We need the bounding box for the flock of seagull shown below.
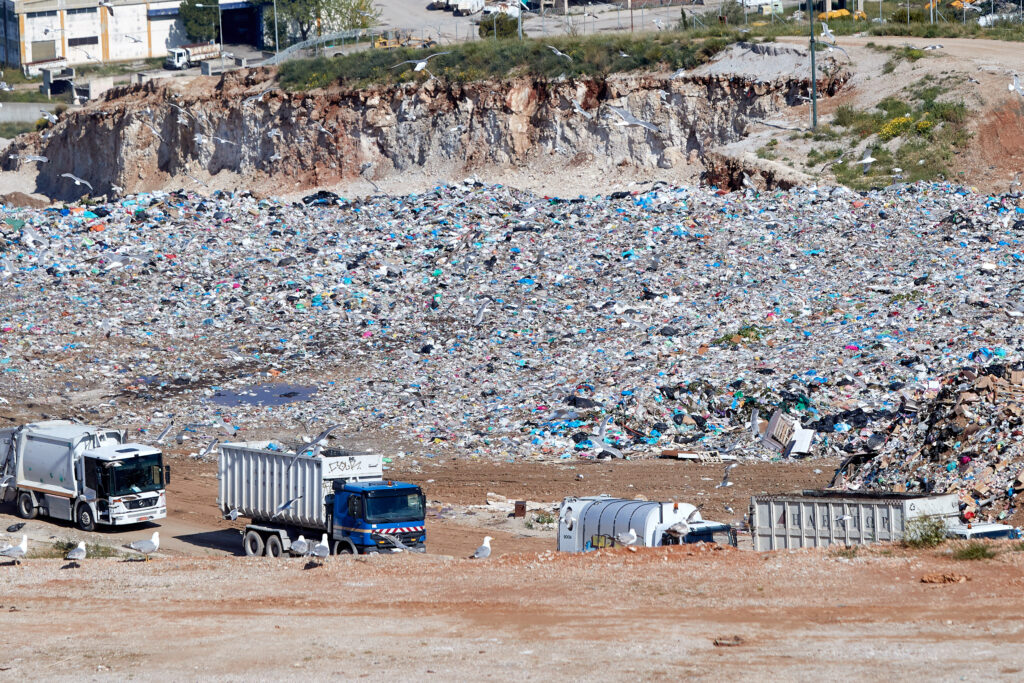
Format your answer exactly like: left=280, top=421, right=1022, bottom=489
left=0, top=529, right=159, bottom=566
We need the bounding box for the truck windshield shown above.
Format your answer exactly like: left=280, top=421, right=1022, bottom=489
left=364, top=491, right=425, bottom=523
left=108, top=454, right=164, bottom=497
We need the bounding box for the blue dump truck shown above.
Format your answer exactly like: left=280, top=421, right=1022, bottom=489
left=217, top=441, right=425, bottom=556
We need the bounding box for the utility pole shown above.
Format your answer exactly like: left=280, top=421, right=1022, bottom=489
left=809, top=2, right=817, bottom=130
left=273, top=0, right=279, bottom=56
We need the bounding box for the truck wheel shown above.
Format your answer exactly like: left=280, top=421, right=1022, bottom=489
left=265, top=535, right=283, bottom=558
left=334, top=540, right=355, bottom=555
left=16, top=491, right=37, bottom=519
left=76, top=504, right=95, bottom=532
left=243, top=530, right=264, bottom=556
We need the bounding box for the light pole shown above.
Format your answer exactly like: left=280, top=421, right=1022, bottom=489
left=196, top=3, right=224, bottom=69
left=809, top=3, right=817, bottom=130
left=273, top=0, right=279, bottom=56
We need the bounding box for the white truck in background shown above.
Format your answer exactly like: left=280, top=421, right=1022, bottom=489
left=0, top=421, right=168, bottom=531
left=452, top=0, right=484, bottom=15
left=164, top=42, right=222, bottom=69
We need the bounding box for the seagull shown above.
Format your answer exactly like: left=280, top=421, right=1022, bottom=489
left=9, top=154, right=47, bottom=163
left=311, top=534, right=330, bottom=563
left=360, top=161, right=383, bottom=194
left=820, top=21, right=836, bottom=43
left=184, top=172, right=208, bottom=187
left=289, top=423, right=345, bottom=467
left=858, top=150, right=876, bottom=174
left=1011, top=172, right=1022, bottom=194
left=546, top=45, right=572, bottom=61
left=154, top=422, right=174, bottom=444
left=379, top=532, right=425, bottom=553
left=213, top=416, right=235, bottom=437
left=110, top=183, right=124, bottom=194
left=224, top=507, right=240, bottom=521
left=267, top=127, right=282, bottom=139
left=1010, top=73, right=1023, bottom=97
left=470, top=536, right=492, bottom=559
left=310, top=120, right=331, bottom=134
left=61, top=173, right=93, bottom=192
left=128, top=532, right=159, bottom=561
left=40, top=110, right=58, bottom=124
left=923, top=44, right=943, bottom=50
left=716, top=463, right=737, bottom=488
left=272, top=496, right=303, bottom=519
left=125, top=34, right=143, bottom=43
left=99, top=0, right=114, bottom=15
left=0, top=535, right=27, bottom=564
left=212, top=135, right=237, bottom=146
left=143, top=122, right=164, bottom=141
left=389, top=51, right=451, bottom=74
left=473, top=298, right=490, bottom=326
left=827, top=44, right=851, bottom=60
left=65, top=541, right=86, bottom=567
left=291, top=534, right=309, bottom=555
left=197, top=437, right=219, bottom=458
left=606, top=105, right=659, bottom=133
left=618, top=50, right=630, bottom=58
left=571, top=98, right=593, bottom=120
left=615, top=528, right=638, bottom=546
left=0, top=257, right=14, bottom=279
left=0, top=81, right=12, bottom=91
left=269, top=153, right=282, bottom=162
left=243, top=86, right=275, bottom=105
left=742, top=172, right=757, bottom=191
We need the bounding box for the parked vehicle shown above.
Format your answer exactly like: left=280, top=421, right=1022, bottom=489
left=452, top=0, right=484, bottom=15
left=558, top=495, right=734, bottom=552
left=0, top=421, right=168, bottom=531
left=749, top=490, right=960, bottom=550
left=164, top=42, right=221, bottom=70
left=218, top=440, right=426, bottom=556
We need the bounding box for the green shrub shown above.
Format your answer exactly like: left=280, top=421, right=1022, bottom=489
left=952, top=542, right=997, bottom=561
left=902, top=515, right=946, bottom=548
left=479, top=13, right=519, bottom=40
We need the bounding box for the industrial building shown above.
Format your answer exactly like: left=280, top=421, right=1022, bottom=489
left=0, top=0, right=265, bottom=69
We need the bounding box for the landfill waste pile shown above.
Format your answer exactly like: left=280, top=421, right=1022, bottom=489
left=844, top=364, right=1024, bottom=522
left=1, top=180, right=1024, bottom=470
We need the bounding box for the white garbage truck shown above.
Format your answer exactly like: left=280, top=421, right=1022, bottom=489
left=0, top=421, right=168, bottom=531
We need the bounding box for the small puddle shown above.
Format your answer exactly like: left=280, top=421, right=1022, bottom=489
left=210, top=383, right=317, bottom=407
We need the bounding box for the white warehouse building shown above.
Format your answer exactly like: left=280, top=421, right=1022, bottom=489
left=0, top=0, right=265, bottom=69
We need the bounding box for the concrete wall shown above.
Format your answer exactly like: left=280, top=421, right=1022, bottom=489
left=0, top=100, right=57, bottom=122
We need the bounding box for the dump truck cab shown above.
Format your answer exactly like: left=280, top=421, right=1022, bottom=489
left=331, top=480, right=426, bottom=553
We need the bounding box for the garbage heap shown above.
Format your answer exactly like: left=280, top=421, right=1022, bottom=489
left=847, top=364, right=1024, bottom=522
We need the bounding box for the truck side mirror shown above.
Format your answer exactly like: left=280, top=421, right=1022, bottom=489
left=164, top=465, right=171, bottom=484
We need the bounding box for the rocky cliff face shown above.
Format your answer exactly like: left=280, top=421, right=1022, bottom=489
left=3, top=66, right=844, bottom=200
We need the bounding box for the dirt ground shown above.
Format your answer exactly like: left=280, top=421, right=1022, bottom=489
left=2, top=454, right=1022, bottom=679
left=2, top=539, right=1023, bottom=679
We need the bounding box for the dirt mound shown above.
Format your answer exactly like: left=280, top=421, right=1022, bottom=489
left=0, top=191, right=49, bottom=208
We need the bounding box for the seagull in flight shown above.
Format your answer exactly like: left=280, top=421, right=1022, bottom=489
left=99, top=0, right=114, bottom=15
left=606, top=105, right=660, bottom=133
left=61, top=173, right=93, bottom=192
left=125, top=34, right=143, bottom=43
left=154, top=421, right=174, bottom=444
left=378, top=532, right=425, bottom=553
left=820, top=21, right=836, bottom=43
left=243, top=86, right=275, bottom=106
left=615, top=528, right=638, bottom=546
left=143, top=122, right=164, bottom=141
left=272, top=496, right=303, bottom=519
left=9, top=154, right=47, bottom=163
left=213, top=135, right=236, bottom=145
left=858, top=149, right=877, bottom=174
left=390, top=51, right=451, bottom=74
left=571, top=98, right=593, bottom=120
left=40, top=110, right=58, bottom=124
left=184, top=172, right=208, bottom=187
left=716, top=463, right=738, bottom=488
left=547, top=45, right=572, bottom=61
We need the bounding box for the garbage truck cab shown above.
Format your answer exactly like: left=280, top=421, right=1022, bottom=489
left=331, top=480, right=426, bottom=553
